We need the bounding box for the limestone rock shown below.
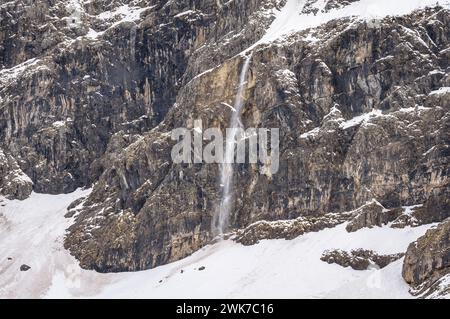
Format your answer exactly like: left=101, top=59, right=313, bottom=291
left=302, top=0, right=359, bottom=15
left=64, top=6, right=450, bottom=272
left=345, top=200, right=396, bottom=232
left=402, top=219, right=450, bottom=298
left=1, top=1, right=449, bottom=273
left=0, top=149, right=33, bottom=200
left=2, top=0, right=279, bottom=195
left=235, top=212, right=353, bottom=245
left=321, top=249, right=404, bottom=270
left=419, top=273, right=450, bottom=299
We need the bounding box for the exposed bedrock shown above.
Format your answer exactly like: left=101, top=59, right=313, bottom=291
left=403, top=219, right=450, bottom=298
left=1, top=1, right=449, bottom=274
left=0, top=0, right=281, bottom=195
left=321, top=249, right=404, bottom=270
left=64, top=7, right=450, bottom=272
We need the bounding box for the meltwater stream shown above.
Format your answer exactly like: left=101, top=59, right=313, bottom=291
left=213, top=54, right=252, bottom=237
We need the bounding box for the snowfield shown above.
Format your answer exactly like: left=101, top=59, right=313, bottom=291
left=0, top=191, right=436, bottom=299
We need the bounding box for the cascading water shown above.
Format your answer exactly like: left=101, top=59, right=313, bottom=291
left=213, top=54, right=252, bottom=237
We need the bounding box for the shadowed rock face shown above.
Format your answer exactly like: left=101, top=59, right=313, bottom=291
left=403, top=219, right=450, bottom=298
left=1, top=1, right=450, bottom=273
left=0, top=0, right=281, bottom=195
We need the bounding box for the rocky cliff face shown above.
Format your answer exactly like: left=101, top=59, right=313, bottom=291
left=403, top=218, right=450, bottom=298
left=1, top=0, right=449, bottom=288
left=0, top=148, right=32, bottom=199
left=1, top=0, right=281, bottom=195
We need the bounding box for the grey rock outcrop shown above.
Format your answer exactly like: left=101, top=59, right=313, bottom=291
left=0, top=149, right=33, bottom=200
left=345, top=200, right=396, bottom=232
left=346, top=196, right=450, bottom=231
left=302, top=0, right=359, bottom=15
left=402, top=219, right=450, bottom=298
left=1, top=0, right=282, bottom=196
left=235, top=212, right=353, bottom=245
left=419, top=273, right=450, bottom=299
left=321, top=249, right=404, bottom=270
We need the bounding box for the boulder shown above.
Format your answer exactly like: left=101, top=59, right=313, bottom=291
left=20, top=264, right=31, bottom=271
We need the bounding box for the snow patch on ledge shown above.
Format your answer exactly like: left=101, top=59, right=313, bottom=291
left=0, top=58, right=46, bottom=87
left=85, top=4, right=156, bottom=40
left=340, top=109, right=383, bottom=129
left=300, top=127, right=321, bottom=139
left=429, top=87, right=450, bottom=95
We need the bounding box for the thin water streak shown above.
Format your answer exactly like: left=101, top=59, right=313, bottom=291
left=212, top=54, right=253, bottom=237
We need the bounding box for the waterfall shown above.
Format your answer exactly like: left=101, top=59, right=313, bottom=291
left=213, top=54, right=252, bottom=237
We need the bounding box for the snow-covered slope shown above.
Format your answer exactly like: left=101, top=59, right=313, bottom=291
left=0, top=191, right=437, bottom=298
left=0, top=190, right=91, bottom=298
left=261, top=0, right=450, bottom=43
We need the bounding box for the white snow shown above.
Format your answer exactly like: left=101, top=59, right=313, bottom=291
left=9, top=171, right=33, bottom=185
left=174, top=10, right=196, bottom=18
left=65, top=0, right=84, bottom=28
left=429, top=87, right=450, bottom=95
left=0, top=190, right=91, bottom=298
left=0, top=58, right=47, bottom=87
left=300, top=127, right=320, bottom=139
left=260, top=0, right=450, bottom=44
left=0, top=1, right=17, bottom=9
left=85, top=28, right=103, bottom=40
left=422, top=274, right=450, bottom=299
left=52, top=121, right=66, bottom=128
left=0, top=191, right=437, bottom=298
left=403, top=205, right=422, bottom=217
left=106, top=5, right=148, bottom=23
left=84, top=4, right=155, bottom=39
left=221, top=102, right=237, bottom=112
left=0, top=151, right=33, bottom=187
left=395, top=105, right=431, bottom=113
left=340, top=109, right=383, bottom=129
left=428, top=70, right=445, bottom=76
